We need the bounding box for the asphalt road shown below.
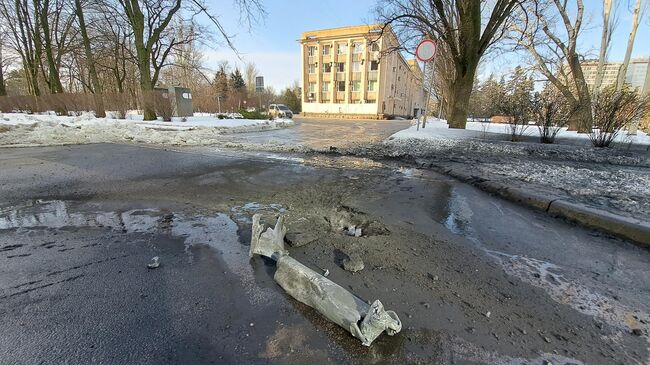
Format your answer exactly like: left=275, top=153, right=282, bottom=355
left=0, top=144, right=648, bottom=364
left=222, top=117, right=412, bottom=148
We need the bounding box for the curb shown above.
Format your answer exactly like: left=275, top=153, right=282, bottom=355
left=419, top=161, right=650, bottom=247
left=547, top=200, right=650, bottom=246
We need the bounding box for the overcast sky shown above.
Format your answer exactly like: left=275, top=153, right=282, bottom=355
left=201, top=0, right=650, bottom=91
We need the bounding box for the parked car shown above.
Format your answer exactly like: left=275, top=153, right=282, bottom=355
left=268, top=104, right=293, bottom=119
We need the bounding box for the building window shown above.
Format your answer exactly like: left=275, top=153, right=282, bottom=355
left=308, top=46, right=317, bottom=57
left=371, top=43, right=380, bottom=52
left=352, top=61, right=361, bottom=72
left=337, top=62, right=345, bottom=73
left=368, top=80, right=377, bottom=91
left=308, top=64, right=317, bottom=74
left=337, top=44, right=348, bottom=55
left=322, top=82, right=330, bottom=93
left=353, top=42, right=364, bottom=54
left=308, top=82, right=316, bottom=93
left=351, top=80, right=361, bottom=92
left=370, top=60, right=379, bottom=71
left=322, top=45, right=331, bottom=56
left=323, top=63, right=332, bottom=73
left=337, top=81, right=346, bottom=91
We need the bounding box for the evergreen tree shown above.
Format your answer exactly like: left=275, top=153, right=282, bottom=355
left=230, top=68, right=246, bottom=91
left=501, top=66, right=534, bottom=121
left=280, top=87, right=301, bottom=112
left=213, top=63, right=229, bottom=99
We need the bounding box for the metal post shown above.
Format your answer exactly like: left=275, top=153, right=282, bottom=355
left=422, top=58, right=436, bottom=128
left=417, top=62, right=426, bottom=131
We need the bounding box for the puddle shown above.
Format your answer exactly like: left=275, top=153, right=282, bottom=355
left=0, top=199, right=280, bottom=303
left=257, top=153, right=305, bottom=163
left=230, top=202, right=286, bottom=225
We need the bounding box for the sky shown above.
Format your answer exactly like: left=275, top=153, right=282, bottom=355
left=201, top=0, right=650, bottom=91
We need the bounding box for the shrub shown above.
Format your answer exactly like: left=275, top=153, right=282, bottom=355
left=239, top=109, right=266, bottom=120
left=532, top=89, right=573, bottom=144
left=104, top=93, right=129, bottom=119
left=590, top=86, right=647, bottom=148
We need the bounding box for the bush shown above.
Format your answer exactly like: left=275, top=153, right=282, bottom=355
left=532, top=89, right=573, bottom=144
left=590, top=86, right=647, bottom=148
left=238, top=109, right=266, bottom=119
left=105, top=93, right=129, bottom=119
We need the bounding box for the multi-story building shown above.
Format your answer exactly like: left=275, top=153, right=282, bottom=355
left=299, top=24, right=425, bottom=119
left=581, top=57, right=649, bottom=90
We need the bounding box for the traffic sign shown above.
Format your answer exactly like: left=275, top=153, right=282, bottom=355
left=416, top=39, right=437, bottom=62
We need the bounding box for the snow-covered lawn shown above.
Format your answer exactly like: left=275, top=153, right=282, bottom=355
left=393, top=118, right=650, bottom=146
left=0, top=112, right=294, bottom=147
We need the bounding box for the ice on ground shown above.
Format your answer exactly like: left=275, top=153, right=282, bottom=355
left=0, top=112, right=294, bottom=147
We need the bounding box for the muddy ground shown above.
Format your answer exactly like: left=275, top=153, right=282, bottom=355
left=0, top=144, right=648, bottom=365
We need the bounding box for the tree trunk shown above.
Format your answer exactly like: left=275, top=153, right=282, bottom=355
left=0, top=43, right=6, bottom=96
left=567, top=56, right=592, bottom=132
left=594, top=0, right=613, bottom=91
left=137, top=49, right=156, bottom=121
left=616, top=0, right=641, bottom=91
left=38, top=0, right=64, bottom=94
left=447, top=69, right=476, bottom=129
left=75, top=0, right=105, bottom=117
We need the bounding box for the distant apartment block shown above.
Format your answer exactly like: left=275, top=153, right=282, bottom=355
left=582, top=57, right=649, bottom=90
left=299, top=24, right=425, bottom=119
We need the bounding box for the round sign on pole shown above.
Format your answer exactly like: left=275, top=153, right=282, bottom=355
left=416, top=39, right=437, bottom=62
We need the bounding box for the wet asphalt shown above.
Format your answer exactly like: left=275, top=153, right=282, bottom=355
left=222, top=117, right=412, bottom=148
left=0, top=143, right=648, bottom=365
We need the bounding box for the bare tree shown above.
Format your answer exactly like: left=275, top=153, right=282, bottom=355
left=244, top=61, right=259, bottom=95
left=37, top=0, right=76, bottom=94
left=615, top=0, right=644, bottom=91
left=0, top=0, right=42, bottom=96
left=594, top=0, right=614, bottom=91
left=0, top=29, right=9, bottom=96
left=514, top=0, right=592, bottom=132
left=377, top=0, right=523, bottom=129
left=74, top=0, right=105, bottom=117
left=118, top=0, right=183, bottom=120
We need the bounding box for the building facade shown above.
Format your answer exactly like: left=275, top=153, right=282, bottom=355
left=299, top=24, right=424, bottom=119
left=581, top=57, right=649, bottom=91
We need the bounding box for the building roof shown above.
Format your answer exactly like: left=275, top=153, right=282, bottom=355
left=299, top=24, right=391, bottom=42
